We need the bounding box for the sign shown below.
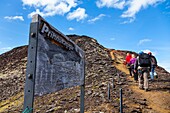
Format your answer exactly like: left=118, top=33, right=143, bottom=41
left=23, top=14, right=85, bottom=113
left=35, top=18, right=85, bottom=96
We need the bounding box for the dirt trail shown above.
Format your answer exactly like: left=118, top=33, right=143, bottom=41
left=110, top=50, right=170, bottom=113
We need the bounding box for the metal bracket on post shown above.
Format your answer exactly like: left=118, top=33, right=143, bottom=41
left=23, top=22, right=38, bottom=113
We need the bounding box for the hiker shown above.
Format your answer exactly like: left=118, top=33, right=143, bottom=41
left=125, top=52, right=132, bottom=76
left=129, top=54, right=138, bottom=82
left=134, top=51, right=152, bottom=91
left=148, top=52, right=157, bottom=80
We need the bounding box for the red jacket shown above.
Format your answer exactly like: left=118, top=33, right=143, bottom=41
left=126, top=55, right=132, bottom=63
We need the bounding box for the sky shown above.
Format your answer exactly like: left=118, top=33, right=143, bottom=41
left=0, top=0, right=170, bottom=72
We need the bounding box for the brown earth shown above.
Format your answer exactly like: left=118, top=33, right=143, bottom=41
left=0, top=35, right=170, bottom=113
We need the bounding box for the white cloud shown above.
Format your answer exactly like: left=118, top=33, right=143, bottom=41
left=121, top=0, right=164, bottom=19
left=88, top=14, right=106, bottom=23
left=67, top=7, right=88, bottom=21
left=0, top=47, right=12, bottom=54
left=143, top=49, right=151, bottom=54
left=4, top=16, right=24, bottom=21
left=142, top=49, right=157, bottom=56
left=68, top=27, right=74, bottom=31
left=120, top=17, right=135, bottom=24
left=96, top=0, right=165, bottom=23
left=22, top=0, right=78, bottom=18
left=138, top=39, right=152, bottom=45
left=96, top=0, right=126, bottom=9
left=28, top=9, right=45, bottom=18
left=110, top=38, right=115, bottom=41
left=158, top=61, right=170, bottom=73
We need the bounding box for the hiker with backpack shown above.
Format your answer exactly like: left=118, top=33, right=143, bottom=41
left=125, top=52, right=132, bottom=76
left=129, top=54, right=138, bottom=82
left=134, top=51, right=152, bottom=91
left=148, top=52, right=157, bottom=81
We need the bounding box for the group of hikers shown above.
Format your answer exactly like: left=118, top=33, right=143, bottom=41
left=124, top=51, right=157, bottom=91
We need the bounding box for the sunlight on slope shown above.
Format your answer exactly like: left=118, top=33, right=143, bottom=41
left=0, top=92, right=23, bottom=112
left=130, top=85, right=170, bottom=113
left=111, top=50, right=170, bottom=113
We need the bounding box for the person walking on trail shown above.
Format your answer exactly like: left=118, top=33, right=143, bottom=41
left=134, top=51, right=152, bottom=91
left=129, top=54, right=138, bottom=82
left=148, top=52, right=157, bottom=81
left=125, top=52, right=132, bottom=76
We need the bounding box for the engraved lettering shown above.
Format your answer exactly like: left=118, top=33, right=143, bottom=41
left=40, top=23, right=74, bottom=50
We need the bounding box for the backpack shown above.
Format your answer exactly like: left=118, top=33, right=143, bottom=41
left=150, top=56, right=157, bottom=66
left=138, top=53, right=151, bottom=67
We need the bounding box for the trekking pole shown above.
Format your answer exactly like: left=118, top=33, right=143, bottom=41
left=120, top=88, right=123, bottom=113
left=108, top=83, right=110, bottom=100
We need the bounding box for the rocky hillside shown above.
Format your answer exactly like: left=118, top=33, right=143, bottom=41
left=0, top=35, right=170, bottom=113
left=0, top=46, right=27, bottom=101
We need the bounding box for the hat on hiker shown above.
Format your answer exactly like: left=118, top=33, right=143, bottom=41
left=138, top=51, right=143, bottom=55
left=148, top=52, right=152, bottom=55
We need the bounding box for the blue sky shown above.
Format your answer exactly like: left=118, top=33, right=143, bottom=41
left=0, top=0, right=170, bottom=72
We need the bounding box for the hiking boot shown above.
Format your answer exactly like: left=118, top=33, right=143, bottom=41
left=139, top=87, right=144, bottom=90
left=145, top=89, right=149, bottom=92
left=149, top=79, right=154, bottom=82
left=155, top=75, right=158, bottom=79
